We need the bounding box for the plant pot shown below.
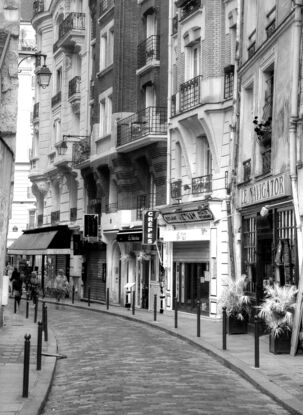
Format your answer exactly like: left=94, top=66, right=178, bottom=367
left=269, top=331, right=291, bottom=354
left=228, top=316, right=248, bottom=334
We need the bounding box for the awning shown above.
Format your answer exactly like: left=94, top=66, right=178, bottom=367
left=7, top=225, right=71, bottom=255
left=117, top=228, right=142, bottom=242
left=159, top=201, right=213, bottom=224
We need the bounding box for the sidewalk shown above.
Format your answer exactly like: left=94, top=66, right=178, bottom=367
left=1, top=297, right=303, bottom=415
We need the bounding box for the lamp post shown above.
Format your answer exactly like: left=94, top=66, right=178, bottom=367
left=18, top=52, right=52, bottom=88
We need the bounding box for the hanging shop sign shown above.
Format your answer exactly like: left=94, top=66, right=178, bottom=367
left=143, top=210, right=157, bottom=245
left=117, top=230, right=142, bottom=242
left=161, top=205, right=213, bottom=224
left=239, top=173, right=291, bottom=207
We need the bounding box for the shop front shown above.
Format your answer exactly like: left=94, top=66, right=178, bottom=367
left=239, top=173, right=297, bottom=305
left=83, top=242, right=107, bottom=302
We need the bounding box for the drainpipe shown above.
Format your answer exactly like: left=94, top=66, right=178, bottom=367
left=289, top=0, right=303, bottom=356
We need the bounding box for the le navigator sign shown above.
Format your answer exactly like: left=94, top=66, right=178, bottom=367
left=239, top=173, right=291, bottom=207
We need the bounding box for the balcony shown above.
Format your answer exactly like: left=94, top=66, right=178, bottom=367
left=192, top=174, right=212, bottom=194
left=53, top=12, right=85, bottom=53
left=33, top=102, right=39, bottom=120
left=72, top=136, right=91, bottom=168
left=171, top=180, right=182, bottom=199
left=70, top=207, right=77, bottom=222
left=117, top=107, right=167, bottom=151
left=68, top=76, right=81, bottom=115
left=137, top=35, right=160, bottom=70
left=179, top=0, right=201, bottom=21
left=51, top=91, right=61, bottom=108
left=51, top=210, right=60, bottom=225
left=180, top=75, right=202, bottom=112
left=33, top=0, right=44, bottom=16
left=100, top=0, right=115, bottom=16
left=262, top=149, right=271, bottom=175
left=37, top=214, right=43, bottom=227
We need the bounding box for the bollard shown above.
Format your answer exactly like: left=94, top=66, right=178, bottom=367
left=72, top=285, right=75, bottom=304
left=174, top=297, right=178, bottom=329
left=254, top=315, right=260, bottom=368
left=14, top=296, right=17, bottom=314
left=34, top=299, right=38, bottom=323
left=132, top=291, right=135, bottom=315
left=26, top=294, right=29, bottom=319
left=37, top=322, right=42, bottom=371
left=222, top=306, right=227, bottom=350
left=153, top=294, right=157, bottom=321
left=22, top=334, right=31, bottom=397
left=196, top=300, right=201, bottom=337
left=88, top=286, right=91, bottom=307
left=43, top=303, right=48, bottom=342
left=106, top=288, right=109, bottom=310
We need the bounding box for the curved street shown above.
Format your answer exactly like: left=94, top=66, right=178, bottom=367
left=41, top=305, right=290, bottom=415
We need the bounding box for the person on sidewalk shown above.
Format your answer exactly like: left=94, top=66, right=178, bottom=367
left=10, top=268, right=23, bottom=309
left=29, top=271, right=40, bottom=306
left=54, top=269, right=69, bottom=304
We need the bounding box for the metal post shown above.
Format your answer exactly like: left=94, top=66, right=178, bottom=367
left=174, top=297, right=178, bottom=329
left=197, top=300, right=201, bottom=337
left=132, top=291, right=135, bottom=315
left=254, top=315, right=260, bottom=368
left=154, top=294, right=157, bottom=321
left=37, top=322, right=42, bottom=371
left=14, top=296, right=17, bottom=314
left=72, top=285, right=75, bottom=304
left=43, top=303, right=48, bottom=342
left=22, top=334, right=31, bottom=397
left=34, top=298, right=38, bottom=323
left=26, top=294, right=29, bottom=319
left=88, top=286, right=91, bottom=307
left=222, top=306, right=227, bottom=350
left=106, top=287, right=109, bottom=310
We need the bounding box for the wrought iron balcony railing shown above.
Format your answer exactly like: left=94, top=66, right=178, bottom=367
left=51, top=91, right=61, bottom=108
left=180, top=0, right=201, bottom=21
left=171, top=180, right=182, bottom=199
left=33, top=0, right=44, bottom=16
left=58, top=12, right=85, bottom=40
left=68, top=76, right=81, bottom=98
left=137, top=35, right=160, bottom=69
left=262, top=149, right=271, bottom=175
left=51, top=210, right=60, bottom=225
left=192, top=174, right=212, bottom=194
left=180, top=75, right=202, bottom=112
left=70, top=207, right=77, bottom=222
left=117, top=106, right=167, bottom=147
left=37, top=214, right=43, bottom=227
left=72, top=136, right=91, bottom=168
left=100, top=0, right=115, bottom=16
left=243, top=159, right=251, bottom=182
left=33, top=102, right=39, bottom=119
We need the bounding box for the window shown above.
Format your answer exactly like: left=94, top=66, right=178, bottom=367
left=224, top=65, right=234, bottom=99
left=146, top=11, right=157, bottom=38
left=144, top=84, right=156, bottom=108
left=175, top=142, right=182, bottom=180
left=240, top=82, right=254, bottom=179
left=99, top=24, right=114, bottom=71
left=52, top=119, right=61, bottom=148
left=185, top=42, right=200, bottom=81
left=192, top=136, right=212, bottom=194
left=56, top=67, right=62, bottom=93
left=99, top=94, right=112, bottom=137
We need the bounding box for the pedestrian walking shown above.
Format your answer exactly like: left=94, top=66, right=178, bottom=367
left=54, top=269, right=69, bottom=303
left=10, top=268, right=23, bottom=309
left=29, top=271, right=40, bottom=305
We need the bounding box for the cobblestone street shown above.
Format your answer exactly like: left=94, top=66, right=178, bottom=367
left=41, top=305, right=290, bottom=415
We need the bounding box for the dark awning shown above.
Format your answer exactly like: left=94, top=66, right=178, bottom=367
left=8, top=225, right=71, bottom=255
left=117, top=228, right=142, bottom=242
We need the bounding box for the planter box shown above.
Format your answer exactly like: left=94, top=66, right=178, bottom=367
left=228, top=316, right=248, bottom=334
left=269, top=331, right=291, bottom=354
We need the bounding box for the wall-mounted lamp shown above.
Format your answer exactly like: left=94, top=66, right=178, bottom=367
left=57, top=134, right=90, bottom=156
left=19, top=52, right=52, bottom=88
left=183, top=184, right=191, bottom=190
left=260, top=206, right=269, bottom=217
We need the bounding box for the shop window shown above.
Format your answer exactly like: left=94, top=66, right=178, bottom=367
left=242, top=216, right=257, bottom=291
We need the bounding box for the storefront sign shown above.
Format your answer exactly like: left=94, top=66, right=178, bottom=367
left=162, top=207, right=213, bottom=224
left=143, top=210, right=157, bottom=245
left=239, top=173, right=291, bottom=207
left=117, top=232, right=142, bottom=242
left=161, top=226, right=210, bottom=242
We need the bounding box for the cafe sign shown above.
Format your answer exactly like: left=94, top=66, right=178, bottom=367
left=240, top=173, right=291, bottom=207
left=162, top=205, right=213, bottom=224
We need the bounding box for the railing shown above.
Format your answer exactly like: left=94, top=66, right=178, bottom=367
left=70, top=207, right=77, bottom=222
left=171, top=94, right=176, bottom=117
left=33, top=103, right=39, bottom=119
left=51, top=210, right=60, bottom=225
left=266, top=19, right=276, bottom=39
left=180, top=0, right=201, bottom=21
left=117, top=107, right=167, bottom=147
left=33, top=0, right=44, bottom=16
left=172, top=15, right=178, bottom=35
left=103, top=192, right=164, bottom=215
left=243, top=159, right=251, bottom=182
left=262, top=149, right=271, bottom=175
left=51, top=91, right=61, bottom=107
left=137, top=35, right=160, bottom=69
left=58, top=12, right=85, bottom=40
left=100, top=0, right=115, bottom=16
left=68, top=76, right=81, bottom=98
left=171, top=180, right=182, bottom=199
left=192, top=174, right=212, bottom=194
left=37, top=214, right=43, bottom=227
left=247, top=42, right=256, bottom=59
left=72, top=136, right=91, bottom=168
left=180, top=75, right=202, bottom=112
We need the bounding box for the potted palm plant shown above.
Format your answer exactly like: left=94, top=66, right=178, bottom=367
left=219, top=275, right=251, bottom=334
left=258, top=284, right=297, bottom=354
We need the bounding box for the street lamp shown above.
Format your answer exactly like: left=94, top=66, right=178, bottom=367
left=18, top=52, right=52, bottom=88
left=57, top=135, right=90, bottom=156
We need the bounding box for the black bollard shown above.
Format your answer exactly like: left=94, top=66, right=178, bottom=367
left=37, top=321, right=42, bottom=371
left=196, top=300, right=201, bottom=337
left=88, top=286, right=91, bottom=307
left=132, top=291, right=135, bottom=315
left=43, top=304, right=48, bottom=342
left=14, top=297, right=17, bottom=314
left=222, top=306, right=227, bottom=350
left=254, top=315, right=260, bottom=368
left=26, top=294, right=29, bottom=319
left=34, top=299, right=38, bottom=323
left=72, top=285, right=75, bottom=304
left=106, top=288, right=109, bottom=310
left=154, top=294, right=157, bottom=321
left=23, top=334, right=31, bottom=397
left=174, top=297, right=178, bottom=329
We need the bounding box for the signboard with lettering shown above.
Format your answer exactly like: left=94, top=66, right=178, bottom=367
left=143, top=210, right=157, bottom=245
left=239, top=173, right=291, bottom=207
left=117, top=232, right=142, bottom=242
left=162, top=206, right=213, bottom=224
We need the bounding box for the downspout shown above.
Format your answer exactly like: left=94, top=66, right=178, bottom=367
left=289, top=0, right=303, bottom=356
